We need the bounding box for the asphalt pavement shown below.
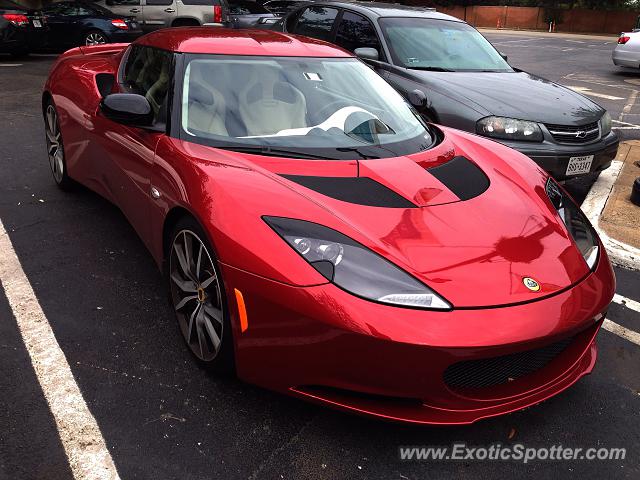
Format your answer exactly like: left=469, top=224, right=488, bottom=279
left=0, top=34, right=639, bottom=480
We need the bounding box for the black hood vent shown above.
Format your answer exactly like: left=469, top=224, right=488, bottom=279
left=281, top=175, right=416, bottom=208
left=427, top=156, right=489, bottom=201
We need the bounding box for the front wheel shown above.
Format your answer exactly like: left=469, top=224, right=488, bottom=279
left=83, top=30, right=107, bottom=46
left=44, top=102, right=74, bottom=190
left=168, top=218, right=235, bottom=373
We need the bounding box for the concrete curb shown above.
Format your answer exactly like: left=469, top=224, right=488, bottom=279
left=582, top=160, right=640, bottom=271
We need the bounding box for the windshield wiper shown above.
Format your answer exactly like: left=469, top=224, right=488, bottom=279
left=213, top=145, right=334, bottom=160
left=407, top=66, right=454, bottom=72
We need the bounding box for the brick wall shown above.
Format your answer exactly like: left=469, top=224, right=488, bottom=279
left=409, top=4, right=639, bottom=35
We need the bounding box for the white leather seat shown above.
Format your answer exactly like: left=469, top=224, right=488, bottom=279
left=186, top=64, right=228, bottom=137
left=238, top=67, right=307, bottom=136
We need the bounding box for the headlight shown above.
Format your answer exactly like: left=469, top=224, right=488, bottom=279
left=545, top=178, right=599, bottom=270
left=600, top=111, right=612, bottom=136
left=476, top=116, right=543, bottom=142
left=264, top=217, right=451, bottom=310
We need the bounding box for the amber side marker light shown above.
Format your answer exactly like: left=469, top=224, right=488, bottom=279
left=234, top=288, right=248, bottom=332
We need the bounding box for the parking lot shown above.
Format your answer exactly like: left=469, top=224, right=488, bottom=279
left=0, top=31, right=639, bottom=480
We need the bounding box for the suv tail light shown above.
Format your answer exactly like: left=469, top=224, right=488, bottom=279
left=213, top=5, right=222, bottom=23
left=111, top=19, right=129, bottom=29
left=3, top=13, right=29, bottom=26
left=618, top=35, right=631, bottom=44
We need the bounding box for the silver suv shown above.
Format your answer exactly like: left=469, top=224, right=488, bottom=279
left=97, top=0, right=229, bottom=31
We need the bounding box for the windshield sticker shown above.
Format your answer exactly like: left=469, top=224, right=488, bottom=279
left=304, top=72, right=322, bottom=81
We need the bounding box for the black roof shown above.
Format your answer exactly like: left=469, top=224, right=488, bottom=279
left=301, top=1, right=462, bottom=21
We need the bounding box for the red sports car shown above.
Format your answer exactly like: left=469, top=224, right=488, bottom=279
left=43, top=28, right=615, bottom=424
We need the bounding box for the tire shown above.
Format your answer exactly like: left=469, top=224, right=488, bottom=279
left=167, top=217, right=235, bottom=374
left=83, top=30, right=107, bottom=46
left=43, top=101, right=74, bottom=191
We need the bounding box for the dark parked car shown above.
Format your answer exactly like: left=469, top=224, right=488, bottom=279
left=0, top=0, right=45, bottom=57
left=229, top=1, right=277, bottom=28
left=261, top=0, right=308, bottom=17
left=42, top=0, right=142, bottom=49
left=279, top=1, right=619, bottom=180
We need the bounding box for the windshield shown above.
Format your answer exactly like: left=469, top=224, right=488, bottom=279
left=379, top=18, right=512, bottom=72
left=180, top=55, right=436, bottom=159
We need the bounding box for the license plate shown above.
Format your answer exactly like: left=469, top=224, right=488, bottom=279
left=32, top=19, right=42, bottom=27
left=130, top=22, right=137, bottom=28
left=566, top=155, right=594, bottom=176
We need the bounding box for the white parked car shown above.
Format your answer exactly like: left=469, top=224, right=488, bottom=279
left=613, top=31, right=640, bottom=68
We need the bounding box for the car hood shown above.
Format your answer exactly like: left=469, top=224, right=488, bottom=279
left=409, top=70, right=604, bottom=125
left=234, top=128, right=592, bottom=308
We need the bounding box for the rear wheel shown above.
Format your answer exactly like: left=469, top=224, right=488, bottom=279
left=44, top=101, right=74, bottom=190
left=168, top=218, right=234, bottom=372
left=83, top=30, right=107, bottom=46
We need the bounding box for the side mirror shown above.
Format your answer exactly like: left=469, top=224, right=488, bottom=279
left=408, top=89, right=428, bottom=112
left=100, top=93, right=153, bottom=127
left=499, top=51, right=508, bottom=62
left=354, top=47, right=379, bottom=62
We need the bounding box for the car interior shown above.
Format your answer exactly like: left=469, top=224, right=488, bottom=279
left=181, top=58, right=401, bottom=143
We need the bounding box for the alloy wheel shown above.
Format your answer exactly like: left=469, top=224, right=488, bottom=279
left=169, top=230, right=224, bottom=362
left=45, top=104, right=64, bottom=184
left=85, top=32, right=107, bottom=46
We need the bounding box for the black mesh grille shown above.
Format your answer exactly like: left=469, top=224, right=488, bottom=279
left=545, top=122, right=600, bottom=144
left=443, top=337, right=574, bottom=390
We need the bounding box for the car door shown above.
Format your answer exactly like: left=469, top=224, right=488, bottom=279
left=290, top=5, right=339, bottom=41
left=42, top=2, right=81, bottom=49
left=142, top=0, right=175, bottom=31
left=92, top=45, right=173, bottom=246
left=103, top=0, right=142, bottom=23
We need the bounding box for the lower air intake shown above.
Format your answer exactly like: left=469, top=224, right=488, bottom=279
left=443, top=336, right=574, bottom=390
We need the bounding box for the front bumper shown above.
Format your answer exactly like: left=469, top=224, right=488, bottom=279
left=220, top=247, right=615, bottom=425
left=497, top=132, right=619, bottom=181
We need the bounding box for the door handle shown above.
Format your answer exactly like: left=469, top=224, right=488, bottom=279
left=164, top=8, right=176, bottom=13
left=129, top=8, right=140, bottom=12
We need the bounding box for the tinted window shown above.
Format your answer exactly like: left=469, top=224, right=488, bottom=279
left=122, top=46, right=173, bottom=121
left=335, top=11, right=380, bottom=54
left=105, top=0, right=140, bottom=5
left=44, top=3, right=79, bottom=16
left=146, top=0, right=173, bottom=6
left=293, top=6, right=338, bottom=41
left=229, top=2, right=268, bottom=14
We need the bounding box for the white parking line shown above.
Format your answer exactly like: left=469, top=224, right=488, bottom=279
left=613, top=293, right=640, bottom=314
left=603, top=319, right=640, bottom=347
left=565, top=86, right=625, bottom=101
left=0, top=64, right=22, bottom=67
left=603, top=294, right=640, bottom=346
left=0, top=219, right=120, bottom=480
